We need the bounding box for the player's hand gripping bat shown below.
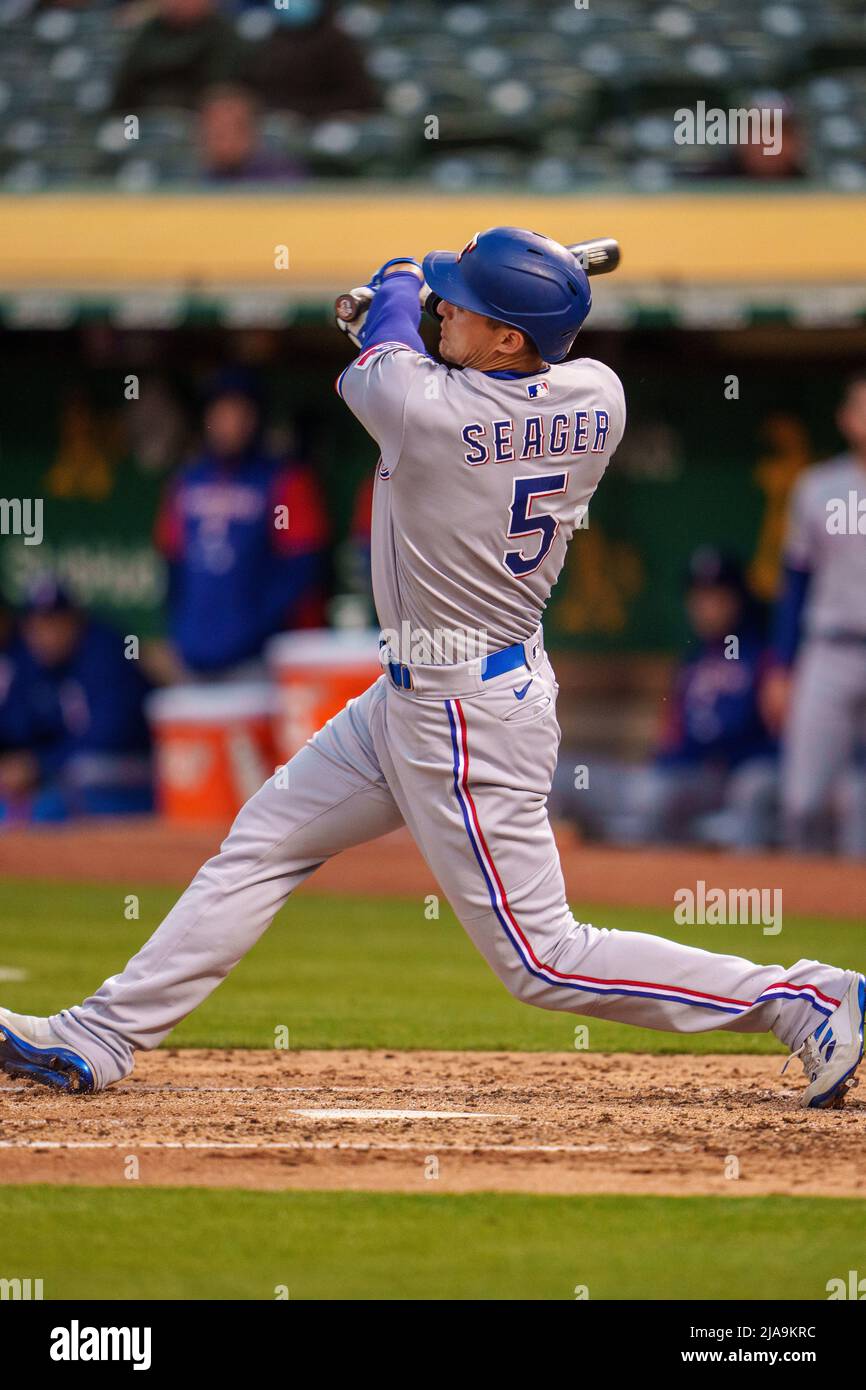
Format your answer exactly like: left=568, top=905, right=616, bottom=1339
left=334, top=237, right=620, bottom=340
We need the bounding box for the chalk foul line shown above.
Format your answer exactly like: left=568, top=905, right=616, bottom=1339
left=0, top=1139, right=653, bottom=1156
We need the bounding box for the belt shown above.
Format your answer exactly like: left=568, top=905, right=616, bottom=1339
left=388, top=640, right=529, bottom=691
left=383, top=628, right=544, bottom=698
left=387, top=660, right=415, bottom=690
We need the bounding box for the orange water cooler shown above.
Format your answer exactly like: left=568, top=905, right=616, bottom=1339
left=147, top=684, right=278, bottom=825
left=267, top=629, right=382, bottom=761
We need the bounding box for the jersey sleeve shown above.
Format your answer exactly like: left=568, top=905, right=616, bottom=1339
left=336, top=342, right=431, bottom=466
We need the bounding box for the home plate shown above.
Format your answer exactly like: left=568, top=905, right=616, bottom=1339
left=288, top=1108, right=510, bottom=1121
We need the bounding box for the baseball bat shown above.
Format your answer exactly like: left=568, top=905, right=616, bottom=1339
left=334, top=236, right=621, bottom=324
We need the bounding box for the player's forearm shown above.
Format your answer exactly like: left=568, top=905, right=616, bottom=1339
left=361, top=272, right=425, bottom=353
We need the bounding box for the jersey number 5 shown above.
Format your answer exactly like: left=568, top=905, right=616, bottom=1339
left=503, top=473, right=568, bottom=578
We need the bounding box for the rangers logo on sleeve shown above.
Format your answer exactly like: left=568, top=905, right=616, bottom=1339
left=353, top=341, right=411, bottom=371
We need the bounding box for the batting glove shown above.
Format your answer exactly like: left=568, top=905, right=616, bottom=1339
left=335, top=286, right=375, bottom=348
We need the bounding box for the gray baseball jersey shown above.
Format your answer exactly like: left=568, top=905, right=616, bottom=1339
left=785, top=452, right=866, bottom=639
left=338, top=343, right=626, bottom=657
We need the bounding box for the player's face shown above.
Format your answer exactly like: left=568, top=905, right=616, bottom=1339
left=199, top=95, right=256, bottom=173
left=22, top=611, right=81, bottom=669
left=437, top=301, right=503, bottom=367
left=205, top=394, right=259, bottom=458
left=838, top=383, right=866, bottom=454
left=687, top=585, right=741, bottom=641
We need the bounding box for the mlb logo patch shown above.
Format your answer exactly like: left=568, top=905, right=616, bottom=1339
left=527, top=380, right=550, bottom=399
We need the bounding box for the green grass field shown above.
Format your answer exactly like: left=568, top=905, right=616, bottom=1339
left=2, top=876, right=864, bottom=1301
left=2, top=1187, right=864, bottom=1300
left=1, top=877, right=863, bottom=1054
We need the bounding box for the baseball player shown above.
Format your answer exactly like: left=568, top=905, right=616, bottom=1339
left=0, top=578, right=152, bottom=823
left=628, top=550, right=778, bottom=849
left=763, top=371, right=866, bottom=854
left=155, top=367, right=329, bottom=680
left=1, top=228, right=862, bottom=1109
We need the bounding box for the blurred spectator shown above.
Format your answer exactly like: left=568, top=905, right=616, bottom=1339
left=242, top=0, right=380, bottom=117
left=693, top=98, right=808, bottom=182
left=627, top=550, right=776, bottom=846
left=552, top=550, right=778, bottom=849
left=764, top=371, right=866, bottom=855
left=731, top=103, right=807, bottom=182
left=155, top=368, right=329, bottom=680
left=112, top=0, right=241, bottom=113
left=0, top=579, right=153, bottom=824
left=198, top=85, right=304, bottom=183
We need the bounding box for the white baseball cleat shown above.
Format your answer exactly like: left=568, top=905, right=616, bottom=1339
left=781, top=974, right=866, bottom=1109
left=0, top=1007, right=97, bottom=1094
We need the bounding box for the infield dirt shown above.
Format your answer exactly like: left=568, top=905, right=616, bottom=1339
left=2, top=1048, right=863, bottom=1198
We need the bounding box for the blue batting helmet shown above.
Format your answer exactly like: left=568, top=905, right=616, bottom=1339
left=422, top=226, right=592, bottom=364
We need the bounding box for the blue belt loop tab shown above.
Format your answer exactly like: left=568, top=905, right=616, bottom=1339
left=480, top=640, right=529, bottom=682
left=388, top=661, right=414, bottom=690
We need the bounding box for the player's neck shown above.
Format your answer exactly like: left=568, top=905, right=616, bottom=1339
left=470, top=347, right=546, bottom=374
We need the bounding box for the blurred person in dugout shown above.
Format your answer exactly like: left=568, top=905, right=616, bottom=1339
left=155, top=367, right=329, bottom=682
left=762, top=371, right=866, bottom=857
left=552, top=550, right=778, bottom=849
left=0, top=579, right=153, bottom=825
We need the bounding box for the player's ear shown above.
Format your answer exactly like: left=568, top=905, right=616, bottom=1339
left=500, top=326, right=528, bottom=357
